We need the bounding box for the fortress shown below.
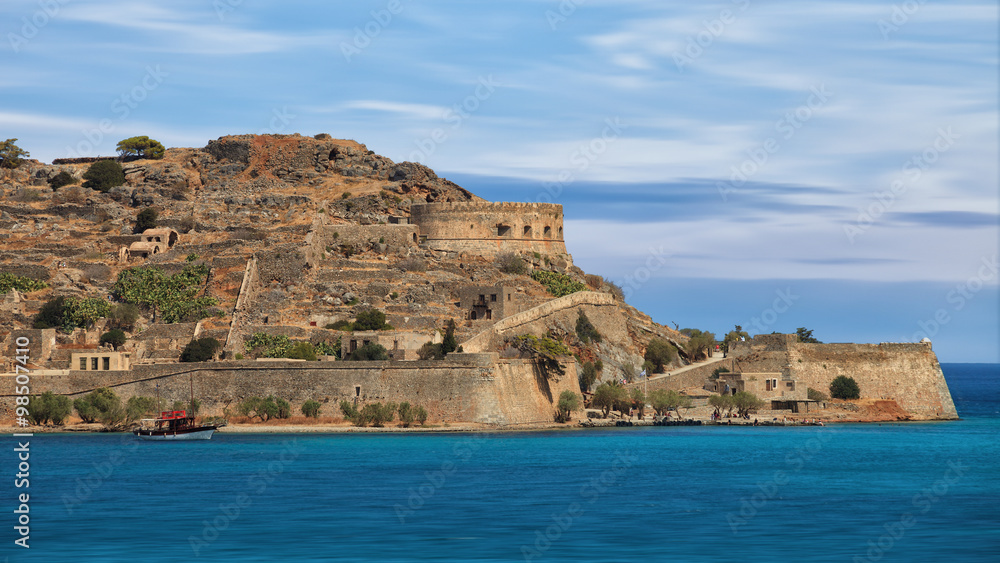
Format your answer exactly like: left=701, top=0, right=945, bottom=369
left=409, top=202, right=568, bottom=258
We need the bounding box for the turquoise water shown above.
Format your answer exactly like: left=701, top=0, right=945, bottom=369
left=3, top=364, right=998, bottom=562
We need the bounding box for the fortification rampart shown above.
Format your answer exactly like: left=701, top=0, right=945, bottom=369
left=0, top=354, right=579, bottom=425
left=730, top=335, right=957, bottom=419
left=410, top=202, right=569, bottom=257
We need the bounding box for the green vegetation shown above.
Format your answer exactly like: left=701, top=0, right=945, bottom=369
left=397, top=402, right=415, bottom=427
left=99, top=329, right=127, bottom=350
left=630, top=387, right=647, bottom=418
left=82, top=160, right=125, bottom=192
left=578, top=360, right=601, bottom=393
left=33, top=296, right=112, bottom=331
left=314, top=339, right=340, bottom=359
left=709, top=394, right=735, bottom=417
left=108, top=303, right=140, bottom=331
left=592, top=382, right=627, bottom=417
left=441, top=319, right=458, bottom=354
left=134, top=207, right=158, bottom=233
left=643, top=339, right=677, bottom=373
left=48, top=170, right=77, bottom=189
left=348, top=342, right=389, bottom=361
left=180, top=337, right=221, bottom=362
left=126, top=396, right=159, bottom=418
left=531, top=270, right=587, bottom=298
left=238, top=396, right=291, bottom=421
left=807, top=387, right=829, bottom=402
left=680, top=328, right=716, bottom=360
left=27, top=391, right=72, bottom=425
left=733, top=391, right=766, bottom=418
left=0, top=272, right=47, bottom=294
left=326, top=309, right=393, bottom=332
left=73, top=387, right=138, bottom=430
left=510, top=334, right=571, bottom=376
left=286, top=341, right=317, bottom=361
left=496, top=252, right=528, bottom=275
left=301, top=400, right=322, bottom=418
left=722, top=325, right=750, bottom=354
left=710, top=366, right=731, bottom=380
left=325, top=320, right=352, bottom=331
left=575, top=310, right=602, bottom=344
left=796, top=327, right=821, bottom=343
left=112, top=263, right=217, bottom=323
left=116, top=136, right=166, bottom=160
left=830, top=375, right=860, bottom=400
left=0, top=139, right=29, bottom=169
left=649, top=389, right=693, bottom=418
left=555, top=390, right=581, bottom=423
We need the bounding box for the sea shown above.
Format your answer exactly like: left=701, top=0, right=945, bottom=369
left=3, top=363, right=998, bottom=562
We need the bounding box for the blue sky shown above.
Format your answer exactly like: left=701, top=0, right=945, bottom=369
left=3, top=0, right=997, bottom=362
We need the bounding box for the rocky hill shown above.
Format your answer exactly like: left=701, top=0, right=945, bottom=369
left=0, top=134, right=687, bottom=384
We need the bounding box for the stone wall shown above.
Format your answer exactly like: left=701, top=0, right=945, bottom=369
left=729, top=335, right=957, bottom=419
left=0, top=354, right=580, bottom=425
left=410, top=202, right=569, bottom=258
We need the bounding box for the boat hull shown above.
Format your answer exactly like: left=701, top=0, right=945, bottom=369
left=133, top=426, right=217, bottom=440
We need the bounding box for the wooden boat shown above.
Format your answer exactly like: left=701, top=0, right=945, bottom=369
left=133, top=410, right=218, bottom=440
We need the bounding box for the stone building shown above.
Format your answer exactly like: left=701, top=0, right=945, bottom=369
left=457, top=285, right=522, bottom=321
left=409, top=202, right=569, bottom=257
left=71, top=350, right=132, bottom=372
left=125, top=228, right=179, bottom=260
left=342, top=330, right=441, bottom=361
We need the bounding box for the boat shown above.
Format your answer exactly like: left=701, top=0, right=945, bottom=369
left=133, top=410, right=218, bottom=440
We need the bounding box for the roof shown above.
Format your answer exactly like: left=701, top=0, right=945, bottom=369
left=141, top=228, right=178, bottom=236
left=128, top=241, right=159, bottom=252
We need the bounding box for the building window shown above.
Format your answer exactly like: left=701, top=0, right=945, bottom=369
left=523, top=225, right=532, bottom=238
left=558, top=227, right=563, bottom=238
left=765, top=380, right=772, bottom=391
left=350, top=339, right=358, bottom=352
left=507, top=293, right=511, bottom=301
left=486, top=310, right=492, bottom=320
left=497, top=224, right=511, bottom=237
left=471, top=311, right=477, bottom=320
left=80, top=357, right=87, bottom=370
left=91, top=357, right=98, bottom=370
left=490, top=294, right=497, bottom=302
left=103, top=357, right=110, bottom=370
left=544, top=225, right=552, bottom=238
left=393, top=340, right=399, bottom=350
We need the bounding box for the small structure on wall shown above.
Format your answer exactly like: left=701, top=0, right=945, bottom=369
left=122, top=228, right=179, bottom=261
left=342, top=330, right=441, bottom=361
left=70, top=350, right=132, bottom=372
left=457, top=285, right=521, bottom=321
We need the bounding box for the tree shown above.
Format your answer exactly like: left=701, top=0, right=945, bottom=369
left=681, top=328, right=716, bottom=360
left=301, top=400, right=322, bottom=418
left=33, top=296, right=67, bottom=329
left=418, top=341, right=444, bottom=360
left=339, top=400, right=358, bottom=420
left=116, top=136, right=166, bottom=160
left=349, top=342, right=389, bottom=361
left=441, top=319, right=458, bottom=355
left=354, top=309, right=389, bottom=331
left=126, top=396, right=159, bottom=419
left=48, top=171, right=77, bottom=189
left=709, top=394, right=735, bottom=417
left=180, top=337, right=221, bottom=362
left=27, top=391, right=72, bottom=425
left=82, top=160, right=125, bottom=192
left=100, top=329, right=127, bottom=350
left=556, top=390, right=581, bottom=422
left=414, top=405, right=428, bottom=425
left=134, top=207, right=158, bottom=234
left=649, top=389, right=692, bottom=418
left=398, top=402, right=415, bottom=427
left=630, top=387, right=646, bottom=418
left=830, top=375, right=860, bottom=400
left=109, top=303, right=140, bottom=330
left=592, top=382, right=626, bottom=418
left=73, top=387, right=122, bottom=426
left=644, top=339, right=677, bottom=373
left=510, top=334, right=571, bottom=377
left=796, top=327, right=821, bottom=344
left=0, top=139, right=29, bottom=169
left=722, top=325, right=750, bottom=354
left=733, top=391, right=765, bottom=418
left=578, top=361, right=599, bottom=393
left=238, top=395, right=290, bottom=421
left=575, top=310, right=602, bottom=344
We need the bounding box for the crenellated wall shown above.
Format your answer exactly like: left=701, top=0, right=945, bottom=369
left=410, top=202, right=569, bottom=258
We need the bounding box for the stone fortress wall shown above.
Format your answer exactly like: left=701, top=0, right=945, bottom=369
left=409, top=202, right=569, bottom=258
left=729, top=334, right=958, bottom=419
left=0, top=355, right=579, bottom=426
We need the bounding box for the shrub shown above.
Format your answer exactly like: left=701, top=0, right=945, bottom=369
left=112, top=263, right=217, bottom=323
left=496, top=252, right=527, bottom=275
left=0, top=138, right=29, bottom=169
left=830, top=376, right=860, bottom=400
left=134, top=207, right=158, bottom=233
left=339, top=400, right=358, bottom=420
left=180, top=337, right=221, bottom=362
left=575, top=310, right=602, bottom=344
left=11, top=188, right=44, bottom=202
left=238, top=396, right=290, bottom=421
left=807, top=387, right=829, bottom=402
left=419, top=342, right=444, bottom=360
left=188, top=398, right=201, bottom=416
left=109, top=303, right=140, bottom=330
left=398, top=257, right=427, bottom=272
left=555, top=391, right=581, bottom=423
left=0, top=273, right=47, bottom=294
left=355, top=402, right=396, bottom=427
left=349, top=342, right=389, bottom=361
left=414, top=405, right=428, bottom=425
left=325, top=320, right=353, bottom=331
left=82, top=160, right=125, bottom=192
left=579, top=361, right=599, bottom=393
left=99, top=329, right=127, bottom=350
left=116, top=136, right=165, bottom=160
left=126, top=396, right=159, bottom=419
left=398, top=402, right=414, bottom=427
left=531, top=270, right=587, bottom=297
left=301, top=400, right=322, bottom=418
left=314, top=340, right=340, bottom=358
left=74, top=388, right=120, bottom=424
left=48, top=171, right=77, bottom=189
left=33, top=296, right=112, bottom=331
left=441, top=319, right=458, bottom=355
left=27, top=391, right=72, bottom=425
left=354, top=309, right=390, bottom=331
left=710, top=366, right=731, bottom=380
left=285, top=341, right=317, bottom=361
left=681, top=329, right=716, bottom=360
left=644, top=339, right=677, bottom=373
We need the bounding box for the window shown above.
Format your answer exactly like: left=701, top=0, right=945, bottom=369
left=350, top=339, right=358, bottom=352
left=393, top=339, right=399, bottom=350
left=497, top=224, right=511, bottom=237
left=490, top=294, right=497, bottom=302
left=485, top=310, right=492, bottom=320
left=507, top=293, right=511, bottom=301
left=103, top=357, right=110, bottom=370
left=91, top=357, right=98, bottom=370
left=80, top=357, right=87, bottom=370
left=543, top=226, right=552, bottom=238
left=523, top=225, right=532, bottom=238
left=766, top=380, right=772, bottom=391
left=471, top=311, right=477, bottom=320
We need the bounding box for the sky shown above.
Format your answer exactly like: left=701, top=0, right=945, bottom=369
left=2, top=0, right=997, bottom=362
